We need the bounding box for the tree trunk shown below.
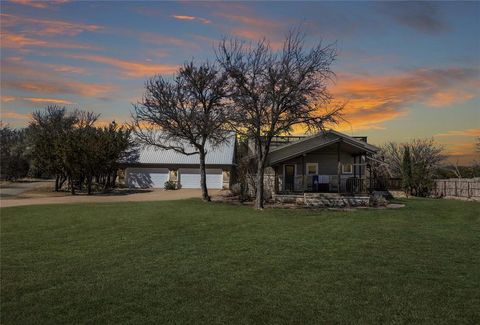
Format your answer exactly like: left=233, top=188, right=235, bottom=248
left=103, top=174, right=110, bottom=192
left=55, top=174, right=59, bottom=192
left=199, top=148, right=210, bottom=202
left=70, top=177, right=75, bottom=195
left=59, top=174, right=66, bottom=190
left=87, top=175, right=93, bottom=195
left=110, top=170, right=116, bottom=188
left=254, top=155, right=266, bottom=209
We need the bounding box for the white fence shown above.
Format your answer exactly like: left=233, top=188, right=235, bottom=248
left=433, top=178, right=480, bottom=198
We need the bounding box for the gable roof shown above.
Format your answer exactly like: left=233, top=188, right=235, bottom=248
left=267, top=130, right=379, bottom=165
left=130, top=133, right=236, bottom=166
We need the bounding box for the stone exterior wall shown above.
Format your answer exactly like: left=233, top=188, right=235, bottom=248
left=264, top=167, right=276, bottom=200
left=222, top=170, right=230, bottom=190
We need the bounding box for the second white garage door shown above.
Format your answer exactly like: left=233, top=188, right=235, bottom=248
left=179, top=168, right=223, bottom=189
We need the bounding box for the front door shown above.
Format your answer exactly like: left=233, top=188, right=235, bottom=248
left=284, top=165, right=295, bottom=192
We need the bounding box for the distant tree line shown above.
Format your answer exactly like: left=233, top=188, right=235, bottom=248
left=371, top=138, right=452, bottom=197
left=0, top=106, right=135, bottom=194
left=0, top=124, right=30, bottom=181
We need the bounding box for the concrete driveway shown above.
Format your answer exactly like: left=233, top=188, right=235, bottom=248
left=0, top=188, right=222, bottom=208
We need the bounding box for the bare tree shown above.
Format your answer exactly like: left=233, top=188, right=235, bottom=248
left=217, top=30, right=343, bottom=209
left=373, top=138, right=445, bottom=196
left=131, top=61, right=229, bottom=201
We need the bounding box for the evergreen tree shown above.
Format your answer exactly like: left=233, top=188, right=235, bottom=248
left=402, top=145, right=413, bottom=195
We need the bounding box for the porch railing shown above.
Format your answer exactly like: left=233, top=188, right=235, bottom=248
left=277, top=175, right=402, bottom=195
left=288, top=175, right=369, bottom=194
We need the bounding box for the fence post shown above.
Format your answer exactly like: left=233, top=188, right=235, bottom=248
left=455, top=181, right=458, bottom=197
left=467, top=182, right=470, bottom=198
left=444, top=181, right=446, bottom=196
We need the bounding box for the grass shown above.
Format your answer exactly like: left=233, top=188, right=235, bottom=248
left=1, top=199, right=479, bottom=324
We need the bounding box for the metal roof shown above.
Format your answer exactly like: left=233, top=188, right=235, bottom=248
left=132, top=133, right=236, bottom=166
left=267, top=130, right=379, bottom=165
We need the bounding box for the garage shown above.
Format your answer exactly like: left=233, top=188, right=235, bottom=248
left=125, top=168, right=169, bottom=188
left=178, top=168, right=223, bottom=189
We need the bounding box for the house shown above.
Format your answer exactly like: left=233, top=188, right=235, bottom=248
left=259, top=130, right=379, bottom=196
left=121, top=133, right=236, bottom=189
left=121, top=130, right=379, bottom=197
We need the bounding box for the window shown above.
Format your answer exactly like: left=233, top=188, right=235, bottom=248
left=342, top=163, right=353, bottom=174
left=306, top=163, right=318, bottom=175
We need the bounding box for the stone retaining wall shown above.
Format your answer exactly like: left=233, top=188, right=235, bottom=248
left=273, top=192, right=370, bottom=208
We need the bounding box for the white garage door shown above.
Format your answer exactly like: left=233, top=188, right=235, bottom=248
left=125, top=168, right=169, bottom=189
left=179, top=168, right=223, bottom=189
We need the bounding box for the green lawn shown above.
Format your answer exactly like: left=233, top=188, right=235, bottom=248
left=1, top=199, right=479, bottom=324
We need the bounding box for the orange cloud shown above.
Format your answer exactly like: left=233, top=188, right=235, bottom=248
left=217, top=13, right=278, bottom=29
left=215, top=10, right=286, bottom=49
left=1, top=13, right=101, bottom=36
left=64, top=53, right=178, bottom=78
left=23, top=97, right=74, bottom=105
left=330, top=67, right=479, bottom=130
left=1, top=96, right=16, bottom=103
left=0, top=96, right=74, bottom=105
left=433, top=135, right=479, bottom=164
left=44, top=64, right=89, bottom=75
left=1, top=32, right=93, bottom=49
left=8, top=0, right=69, bottom=8
left=2, top=56, right=89, bottom=76
left=1, top=110, right=31, bottom=120
left=442, top=141, right=477, bottom=156
left=435, top=129, right=480, bottom=137
left=426, top=90, right=475, bottom=107
left=172, top=15, right=211, bottom=24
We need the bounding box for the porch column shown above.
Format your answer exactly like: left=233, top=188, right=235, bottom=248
left=337, top=141, right=341, bottom=193
left=359, top=155, right=362, bottom=178
left=302, top=154, right=306, bottom=191
left=353, top=155, right=357, bottom=178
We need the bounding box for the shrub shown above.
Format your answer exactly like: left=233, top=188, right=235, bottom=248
left=369, top=193, right=388, bottom=207
left=164, top=180, right=177, bottom=190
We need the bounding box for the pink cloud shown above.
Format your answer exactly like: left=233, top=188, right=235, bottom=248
left=8, top=0, right=70, bottom=8
left=172, top=15, right=211, bottom=24
left=64, top=53, right=178, bottom=78
left=1, top=32, right=94, bottom=49
left=2, top=79, right=115, bottom=98
left=1, top=13, right=101, bottom=36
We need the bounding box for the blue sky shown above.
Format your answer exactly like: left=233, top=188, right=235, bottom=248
left=1, top=0, right=479, bottom=163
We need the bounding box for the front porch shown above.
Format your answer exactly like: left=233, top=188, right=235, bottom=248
left=265, top=131, right=378, bottom=197
left=268, top=143, right=375, bottom=196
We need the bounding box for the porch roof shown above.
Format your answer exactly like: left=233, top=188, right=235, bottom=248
left=267, top=130, right=379, bottom=165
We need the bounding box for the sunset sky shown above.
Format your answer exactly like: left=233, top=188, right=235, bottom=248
left=1, top=0, right=479, bottom=164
